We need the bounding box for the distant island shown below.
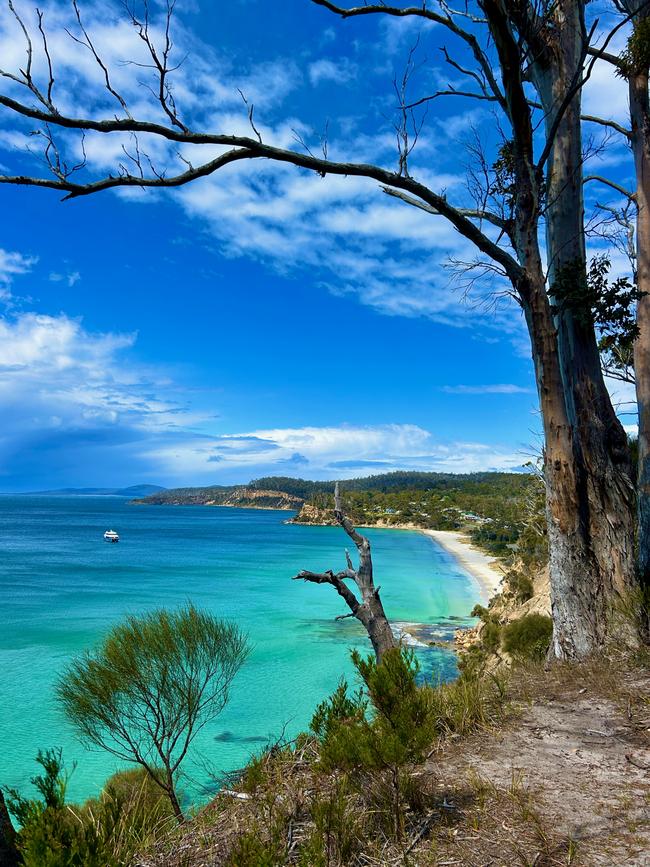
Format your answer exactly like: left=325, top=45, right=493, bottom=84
left=18, top=484, right=167, bottom=497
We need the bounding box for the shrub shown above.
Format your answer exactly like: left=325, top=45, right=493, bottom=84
left=226, top=827, right=286, bottom=867
left=312, top=647, right=436, bottom=839
left=502, top=614, right=553, bottom=661
left=471, top=604, right=502, bottom=654
left=310, top=678, right=366, bottom=743
left=505, top=569, right=535, bottom=603
left=481, top=619, right=502, bottom=654
left=6, top=749, right=113, bottom=867
left=305, top=775, right=363, bottom=866
left=5, top=754, right=174, bottom=867
left=56, top=604, right=249, bottom=821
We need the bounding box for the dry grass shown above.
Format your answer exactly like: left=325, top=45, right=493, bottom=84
left=134, top=651, right=650, bottom=867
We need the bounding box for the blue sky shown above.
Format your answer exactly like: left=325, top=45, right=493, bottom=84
left=0, top=0, right=635, bottom=490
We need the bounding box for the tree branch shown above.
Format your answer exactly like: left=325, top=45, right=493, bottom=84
left=582, top=114, right=632, bottom=139
left=381, top=184, right=512, bottom=234
left=584, top=174, right=636, bottom=201
left=311, top=0, right=507, bottom=110
left=0, top=96, right=523, bottom=280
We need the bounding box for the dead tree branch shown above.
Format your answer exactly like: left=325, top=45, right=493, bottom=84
left=292, top=483, right=396, bottom=660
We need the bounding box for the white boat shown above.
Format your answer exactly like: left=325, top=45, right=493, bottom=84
left=103, top=529, right=119, bottom=543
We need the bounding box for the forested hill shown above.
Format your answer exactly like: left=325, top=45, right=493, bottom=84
left=133, top=471, right=530, bottom=505
left=249, top=471, right=529, bottom=499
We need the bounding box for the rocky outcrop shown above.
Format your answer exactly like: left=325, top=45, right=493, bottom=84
left=287, top=502, right=338, bottom=525
left=213, top=488, right=303, bottom=511
left=134, top=487, right=303, bottom=510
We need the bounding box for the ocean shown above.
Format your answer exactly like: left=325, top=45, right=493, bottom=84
left=0, top=495, right=479, bottom=807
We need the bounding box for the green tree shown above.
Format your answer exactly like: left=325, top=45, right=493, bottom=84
left=56, top=605, right=249, bottom=822
left=312, top=648, right=435, bottom=840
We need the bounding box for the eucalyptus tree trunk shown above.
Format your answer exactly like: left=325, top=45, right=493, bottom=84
left=626, top=0, right=650, bottom=617
left=0, top=790, right=19, bottom=867
left=292, top=483, right=396, bottom=661
left=528, top=0, right=636, bottom=655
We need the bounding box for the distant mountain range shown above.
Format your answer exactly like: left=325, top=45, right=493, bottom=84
left=17, top=485, right=167, bottom=497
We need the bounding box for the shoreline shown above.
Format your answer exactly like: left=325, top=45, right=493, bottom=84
left=420, top=529, right=503, bottom=604
left=290, top=517, right=504, bottom=606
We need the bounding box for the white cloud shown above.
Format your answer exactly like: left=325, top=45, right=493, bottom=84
left=308, top=58, right=357, bottom=86
left=442, top=384, right=533, bottom=395
left=0, top=248, right=37, bottom=300
left=49, top=270, right=81, bottom=287
left=0, top=310, right=216, bottom=487
left=605, top=375, right=638, bottom=422
left=582, top=27, right=631, bottom=125
left=143, top=422, right=525, bottom=480
left=0, top=1, right=524, bottom=342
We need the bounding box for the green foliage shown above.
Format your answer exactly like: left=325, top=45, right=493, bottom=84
left=5, top=753, right=172, bottom=867
left=225, top=825, right=287, bottom=867
left=304, top=775, right=362, bottom=867
left=505, top=569, right=534, bottom=604
left=5, top=749, right=68, bottom=827
left=316, top=649, right=434, bottom=774
left=490, top=140, right=516, bottom=203
left=313, top=648, right=437, bottom=839
left=481, top=619, right=502, bottom=654
left=502, top=614, right=553, bottom=661
left=470, top=604, right=502, bottom=654
left=618, top=17, right=650, bottom=78
left=56, top=605, right=249, bottom=819
left=310, top=678, right=366, bottom=743
left=552, top=256, right=642, bottom=353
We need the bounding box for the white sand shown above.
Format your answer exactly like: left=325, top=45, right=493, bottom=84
left=422, top=529, right=504, bottom=603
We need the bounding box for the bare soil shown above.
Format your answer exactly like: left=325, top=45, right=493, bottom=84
left=421, top=658, right=650, bottom=866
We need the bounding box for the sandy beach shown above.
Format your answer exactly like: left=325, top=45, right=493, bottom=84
left=421, top=529, right=504, bottom=603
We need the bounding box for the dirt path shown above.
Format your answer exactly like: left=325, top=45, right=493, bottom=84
left=424, top=664, right=650, bottom=866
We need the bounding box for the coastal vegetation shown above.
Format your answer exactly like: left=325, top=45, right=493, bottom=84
left=5, top=754, right=174, bottom=867
left=135, top=470, right=546, bottom=562
left=1, top=0, right=650, bottom=862
left=56, top=606, right=250, bottom=822
left=3, top=0, right=650, bottom=658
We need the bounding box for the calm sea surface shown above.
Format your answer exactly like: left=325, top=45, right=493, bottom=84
left=0, top=495, right=479, bottom=807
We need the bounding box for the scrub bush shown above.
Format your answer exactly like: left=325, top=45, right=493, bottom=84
left=505, top=569, right=535, bottom=603
left=502, top=614, right=553, bottom=661
left=311, top=647, right=436, bottom=839
left=5, top=753, right=173, bottom=867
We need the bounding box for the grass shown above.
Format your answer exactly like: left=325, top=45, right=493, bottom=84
left=132, top=647, right=650, bottom=866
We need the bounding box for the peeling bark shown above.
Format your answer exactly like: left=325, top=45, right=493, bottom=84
left=624, top=0, right=650, bottom=619
left=527, top=0, right=637, bottom=656
left=292, top=483, right=396, bottom=661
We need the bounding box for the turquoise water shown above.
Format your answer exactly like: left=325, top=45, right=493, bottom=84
left=0, top=496, right=478, bottom=807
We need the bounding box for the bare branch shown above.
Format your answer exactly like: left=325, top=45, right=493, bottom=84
left=311, top=0, right=507, bottom=110
left=0, top=94, right=523, bottom=280
left=582, top=114, right=632, bottom=139
left=292, top=483, right=396, bottom=659
left=584, top=174, right=636, bottom=201
left=67, top=0, right=131, bottom=118
left=381, top=184, right=511, bottom=233
left=36, top=9, right=54, bottom=107
left=237, top=89, right=262, bottom=144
